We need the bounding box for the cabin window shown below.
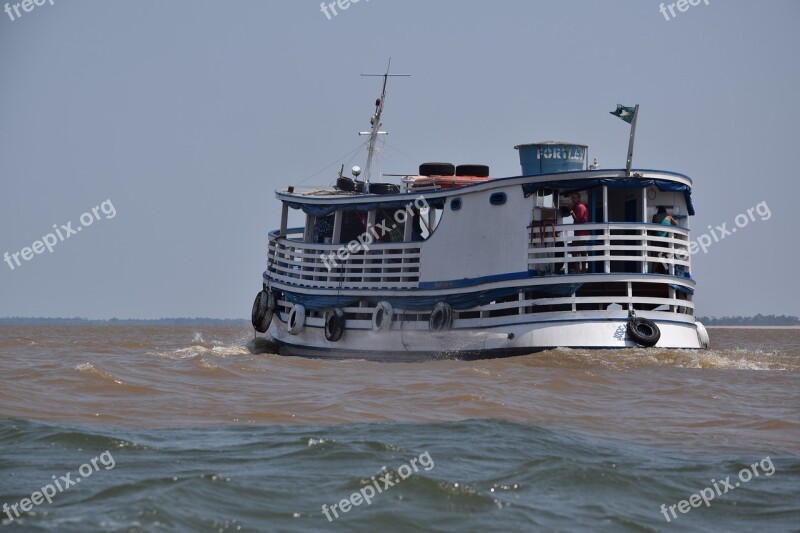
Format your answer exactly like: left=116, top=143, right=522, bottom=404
left=490, top=192, right=507, bottom=206
left=450, top=198, right=462, bottom=211
left=312, top=214, right=335, bottom=243
left=340, top=211, right=368, bottom=243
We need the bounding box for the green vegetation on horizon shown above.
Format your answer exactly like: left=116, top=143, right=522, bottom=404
left=0, top=317, right=249, bottom=326
left=696, top=314, right=800, bottom=326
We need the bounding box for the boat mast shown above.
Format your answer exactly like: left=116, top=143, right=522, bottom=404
left=360, top=59, right=409, bottom=190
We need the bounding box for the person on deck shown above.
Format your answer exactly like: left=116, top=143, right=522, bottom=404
left=652, top=206, right=677, bottom=236
left=652, top=206, right=678, bottom=274
left=569, top=192, right=589, bottom=273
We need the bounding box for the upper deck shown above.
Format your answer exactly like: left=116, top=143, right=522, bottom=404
left=275, top=168, right=693, bottom=213
left=266, top=168, right=696, bottom=294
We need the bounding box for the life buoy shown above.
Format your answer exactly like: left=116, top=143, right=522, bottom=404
left=251, top=290, right=275, bottom=333
left=627, top=312, right=660, bottom=347
left=288, top=304, right=305, bottom=335
left=372, top=301, right=393, bottom=332
left=324, top=308, right=345, bottom=342
left=429, top=302, right=453, bottom=332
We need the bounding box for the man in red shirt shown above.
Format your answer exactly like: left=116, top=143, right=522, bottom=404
left=569, top=192, right=589, bottom=273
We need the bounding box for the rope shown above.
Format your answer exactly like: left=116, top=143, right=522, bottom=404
left=294, top=142, right=367, bottom=186
left=382, top=139, right=418, bottom=166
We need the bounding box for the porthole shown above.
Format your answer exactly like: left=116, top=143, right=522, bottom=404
left=450, top=198, right=462, bottom=211
left=489, top=192, right=507, bottom=206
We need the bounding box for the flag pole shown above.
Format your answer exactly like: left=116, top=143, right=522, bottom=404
left=625, top=104, right=640, bottom=176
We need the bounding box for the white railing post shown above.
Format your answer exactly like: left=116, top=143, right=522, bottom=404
left=303, top=213, right=314, bottom=242
left=601, top=187, right=609, bottom=274
left=627, top=282, right=633, bottom=311
left=279, top=203, right=289, bottom=237
left=332, top=211, right=343, bottom=244
left=669, top=227, right=676, bottom=276
left=642, top=189, right=648, bottom=274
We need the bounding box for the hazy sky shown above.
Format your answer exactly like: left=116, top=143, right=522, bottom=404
left=1, top=0, right=798, bottom=319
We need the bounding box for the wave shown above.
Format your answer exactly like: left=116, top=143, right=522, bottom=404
left=2, top=418, right=797, bottom=531
left=75, top=362, right=125, bottom=384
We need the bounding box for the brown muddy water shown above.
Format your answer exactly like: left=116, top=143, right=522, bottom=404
left=1, top=326, right=798, bottom=531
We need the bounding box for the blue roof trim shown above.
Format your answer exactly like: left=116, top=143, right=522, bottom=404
left=283, top=197, right=445, bottom=218
left=517, top=168, right=693, bottom=184
left=419, top=270, right=533, bottom=289
left=265, top=269, right=697, bottom=290
left=521, top=177, right=695, bottom=216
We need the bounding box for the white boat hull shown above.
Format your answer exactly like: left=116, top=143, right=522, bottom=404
left=268, top=314, right=704, bottom=361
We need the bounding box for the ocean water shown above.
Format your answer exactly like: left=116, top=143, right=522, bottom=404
left=1, top=326, right=799, bottom=531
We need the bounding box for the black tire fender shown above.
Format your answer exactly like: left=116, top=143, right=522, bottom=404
left=288, top=304, right=306, bottom=335
left=627, top=314, right=661, bottom=347
left=455, top=164, right=490, bottom=178
left=336, top=176, right=356, bottom=191
left=419, top=162, right=455, bottom=176
left=429, top=302, right=453, bottom=332
left=368, top=182, right=400, bottom=194
left=251, top=290, right=275, bottom=333
left=372, top=301, right=393, bottom=332
left=325, top=308, right=345, bottom=342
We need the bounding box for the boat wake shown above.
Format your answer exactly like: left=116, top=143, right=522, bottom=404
left=523, top=346, right=794, bottom=371
left=145, top=331, right=256, bottom=360
left=142, top=330, right=793, bottom=372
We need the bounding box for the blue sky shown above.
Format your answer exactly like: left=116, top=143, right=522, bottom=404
left=1, top=0, right=798, bottom=319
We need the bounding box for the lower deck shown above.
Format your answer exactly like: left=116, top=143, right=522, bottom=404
left=271, top=277, right=695, bottom=331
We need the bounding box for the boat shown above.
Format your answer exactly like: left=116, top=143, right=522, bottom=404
left=250, top=68, right=709, bottom=361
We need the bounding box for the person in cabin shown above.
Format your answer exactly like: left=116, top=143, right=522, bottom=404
left=652, top=206, right=677, bottom=235
left=569, top=192, right=589, bottom=273
left=652, top=206, right=678, bottom=274
left=410, top=208, right=424, bottom=241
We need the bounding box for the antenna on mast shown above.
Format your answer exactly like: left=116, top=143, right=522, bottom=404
left=359, top=58, right=410, bottom=191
